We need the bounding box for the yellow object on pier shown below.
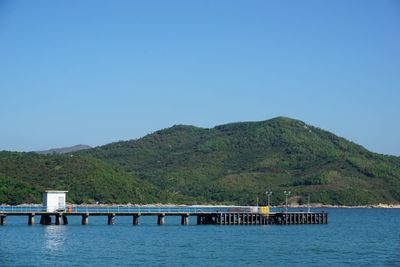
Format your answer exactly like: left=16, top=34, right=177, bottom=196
left=260, top=206, right=269, bottom=215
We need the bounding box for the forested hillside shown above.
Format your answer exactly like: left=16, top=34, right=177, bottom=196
left=0, top=152, right=161, bottom=204
left=1, top=117, right=399, bottom=205
left=79, top=117, right=400, bottom=205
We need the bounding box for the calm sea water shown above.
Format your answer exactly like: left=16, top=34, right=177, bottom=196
left=0, top=208, right=399, bottom=266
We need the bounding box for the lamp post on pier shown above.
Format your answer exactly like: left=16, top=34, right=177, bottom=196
left=266, top=191, right=272, bottom=207
left=284, top=191, right=291, bottom=213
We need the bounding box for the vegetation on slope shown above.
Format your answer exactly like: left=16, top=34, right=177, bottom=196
left=1, top=117, right=399, bottom=205
left=0, top=152, right=161, bottom=204
left=79, top=117, right=400, bottom=205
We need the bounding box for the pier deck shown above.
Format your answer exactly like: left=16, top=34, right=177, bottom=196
left=0, top=206, right=327, bottom=226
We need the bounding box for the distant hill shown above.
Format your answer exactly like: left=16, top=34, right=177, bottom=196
left=79, top=117, right=400, bottom=205
left=35, top=144, right=91, bottom=154
left=1, top=117, right=399, bottom=205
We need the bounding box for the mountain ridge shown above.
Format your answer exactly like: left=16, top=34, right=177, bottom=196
left=35, top=144, right=92, bottom=155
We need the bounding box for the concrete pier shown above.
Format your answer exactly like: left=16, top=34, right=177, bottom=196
left=181, top=214, right=189, bottom=225
left=63, top=215, right=68, bottom=225
left=0, top=206, right=328, bottom=227
left=133, top=215, right=140, bottom=225
left=108, top=214, right=116, bottom=225
left=157, top=214, right=165, bottom=225
left=40, top=215, right=51, bottom=225
left=55, top=214, right=61, bottom=225
left=81, top=214, right=89, bottom=225
left=28, top=213, right=35, bottom=225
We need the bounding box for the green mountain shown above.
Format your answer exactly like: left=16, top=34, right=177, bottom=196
left=79, top=117, right=400, bottom=205
left=0, top=152, right=160, bottom=204
left=1, top=117, right=399, bottom=205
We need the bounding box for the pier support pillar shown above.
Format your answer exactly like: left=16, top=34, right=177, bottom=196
left=181, top=214, right=189, bottom=225
left=216, top=214, right=221, bottom=224
left=108, top=214, right=116, bottom=225
left=0, top=215, right=6, bottom=225
left=28, top=213, right=35, bottom=225
left=63, top=215, right=68, bottom=225
left=157, top=214, right=165, bottom=225
left=133, top=215, right=140, bottom=225
left=40, top=215, right=52, bottom=225
left=55, top=214, right=61, bottom=225
left=197, top=216, right=201, bottom=225
left=82, top=214, right=89, bottom=225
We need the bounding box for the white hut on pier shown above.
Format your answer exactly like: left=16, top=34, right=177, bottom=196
left=42, top=190, right=68, bottom=212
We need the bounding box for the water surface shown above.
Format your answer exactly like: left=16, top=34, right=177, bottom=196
left=1, top=208, right=399, bottom=266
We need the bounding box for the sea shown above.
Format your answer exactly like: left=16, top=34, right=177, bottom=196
left=0, top=208, right=399, bottom=266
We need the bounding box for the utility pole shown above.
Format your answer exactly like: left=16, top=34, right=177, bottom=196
left=307, top=194, right=310, bottom=213
left=266, top=191, right=272, bottom=206
left=284, top=191, right=291, bottom=213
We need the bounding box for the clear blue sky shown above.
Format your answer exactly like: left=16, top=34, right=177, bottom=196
left=0, top=0, right=399, bottom=155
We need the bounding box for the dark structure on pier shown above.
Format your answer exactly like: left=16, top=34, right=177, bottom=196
left=197, top=212, right=327, bottom=225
